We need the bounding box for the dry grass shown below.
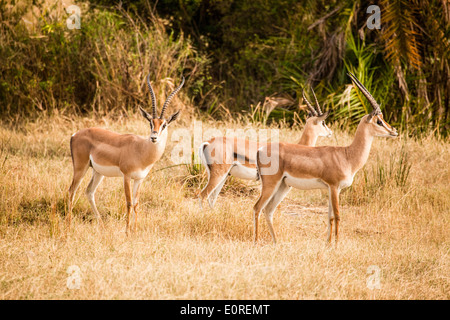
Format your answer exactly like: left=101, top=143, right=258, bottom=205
left=0, top=114, right=449, bottom=299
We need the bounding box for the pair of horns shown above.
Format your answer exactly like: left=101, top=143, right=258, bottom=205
left=302, top=88, right=325, bottom=117
left=347, top=71, right=382, bottom=117
left=146, top=74, right=185, bottom=119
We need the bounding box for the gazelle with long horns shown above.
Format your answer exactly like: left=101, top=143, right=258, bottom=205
left=68, top=74, right=185, bottom=234
left=198, top=88, right=332, bottom=209
left=253, top=72, right=398, bottom=244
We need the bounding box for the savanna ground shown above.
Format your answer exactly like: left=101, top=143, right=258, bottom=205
left=0, top=114, right=449, bottom=300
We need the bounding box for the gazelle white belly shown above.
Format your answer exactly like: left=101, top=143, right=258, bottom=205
left=89, top=155, right=152, bottom=179
left=230, top=162, right=258, bottom=180
left=90, top=155, right=123, bottom=177
left=284, top=173, right=327, bottom=190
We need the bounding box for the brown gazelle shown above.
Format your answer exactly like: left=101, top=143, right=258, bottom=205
left=198, top=88, right=332, bottom=209
left=68, top=74, right=184, bottom=234
left=253, top=72, right=398, bottom=244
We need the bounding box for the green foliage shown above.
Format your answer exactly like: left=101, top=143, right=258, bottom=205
left=0, top=0, right=448, bottom=136
left=323, top=30, right=396, bottom=127
left=152, top=0, right=448, bottom=136
left=0, top=0, right=209, bottom=117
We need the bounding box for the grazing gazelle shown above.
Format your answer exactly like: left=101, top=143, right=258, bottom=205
left=198, top=89, right=332, bottom=210
left=68, top=74, right=184, bottom=234
left=253, top=72, right=398, bottom=244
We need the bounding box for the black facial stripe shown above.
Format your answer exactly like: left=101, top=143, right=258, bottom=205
left=377, top=118, right=391, bottom=131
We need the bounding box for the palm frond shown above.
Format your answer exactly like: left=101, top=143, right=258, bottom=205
left=379, top=0, right=423, bottom=70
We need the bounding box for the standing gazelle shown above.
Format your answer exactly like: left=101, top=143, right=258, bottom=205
left=68, top=74, right=184, bottom=234
left=253, top=72, right=398, bottom=244
left=198, top=88, right=332, bottom=209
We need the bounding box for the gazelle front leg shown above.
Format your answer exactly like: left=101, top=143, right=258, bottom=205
left=132, top=179, right=144, bottom=233
left=123, top=175, right=133, bottom=236
left=326, top=185, right=340, bottom=244
left=330, top=186, right=341, bottom=244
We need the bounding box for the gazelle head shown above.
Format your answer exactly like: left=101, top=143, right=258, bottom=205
left=348, top=72, right=398, bottom=138
left=139, top=74, right=185, bottom=144
left=302, top=88, right=333, bottom=138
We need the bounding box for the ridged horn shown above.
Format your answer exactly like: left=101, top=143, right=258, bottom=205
left=147, top=74, right=157, bottom=118
left=160, top=76, right=185, bottom=119
left=310, top=87, right=323, bottom=115
left=302, top=89, right=318, bottom=117
left=347, top=71, right=381, bottom=115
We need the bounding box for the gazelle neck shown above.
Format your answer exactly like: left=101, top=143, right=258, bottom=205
left=346, top=119, right=374, bottom=174
left=297, top=126, right=318, bottom=147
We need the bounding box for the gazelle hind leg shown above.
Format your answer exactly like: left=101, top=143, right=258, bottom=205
left=67, top=161, right=90, bottom=228
left=198, top=197, right=204, bottom=210
left=207, top=169, right=232, bottom=209
left=263, top=180, right=291, bottom=244
left=85, top=170, right=105, bottom=228
left=198, top=142, right=211, bottom=210
left=199, top=166, right=231, bottom=209
left=252, top=178, right=283, bottom=244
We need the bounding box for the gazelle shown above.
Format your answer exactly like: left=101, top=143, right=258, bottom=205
left=253, top=72, right=398, bottom=244
left=198, top=88, right=332, bottom=209
left=67, top=74, right=184, bottom=234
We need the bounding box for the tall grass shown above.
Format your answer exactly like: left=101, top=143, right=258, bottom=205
left=0, top=114, right=448, bottom=299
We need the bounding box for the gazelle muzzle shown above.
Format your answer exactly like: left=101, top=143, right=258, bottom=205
left=150, top=131, right=159, bottom=143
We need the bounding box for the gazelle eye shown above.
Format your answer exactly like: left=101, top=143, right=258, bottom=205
left=322, top=121, right=325, bottom=126
left=377, top=119, right=383, bottom=126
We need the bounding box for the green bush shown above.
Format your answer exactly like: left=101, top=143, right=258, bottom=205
left=1, top=0, right=448, bottom=137
left=0, top=0, right=209, bottom=117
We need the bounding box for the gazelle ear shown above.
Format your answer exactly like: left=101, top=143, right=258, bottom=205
left=366, top=112, right=374, bottom=123
left=139, top=106, right=152, bottom=122
left=167, top=110, right=181, bottom=125
left=314, top=110, right=330, bottom=124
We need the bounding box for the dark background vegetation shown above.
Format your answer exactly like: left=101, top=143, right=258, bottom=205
left=0, top=0, right=449, bottom=136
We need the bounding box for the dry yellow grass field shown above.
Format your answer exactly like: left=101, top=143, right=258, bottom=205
left=0, top=114, right=448, bottom=299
